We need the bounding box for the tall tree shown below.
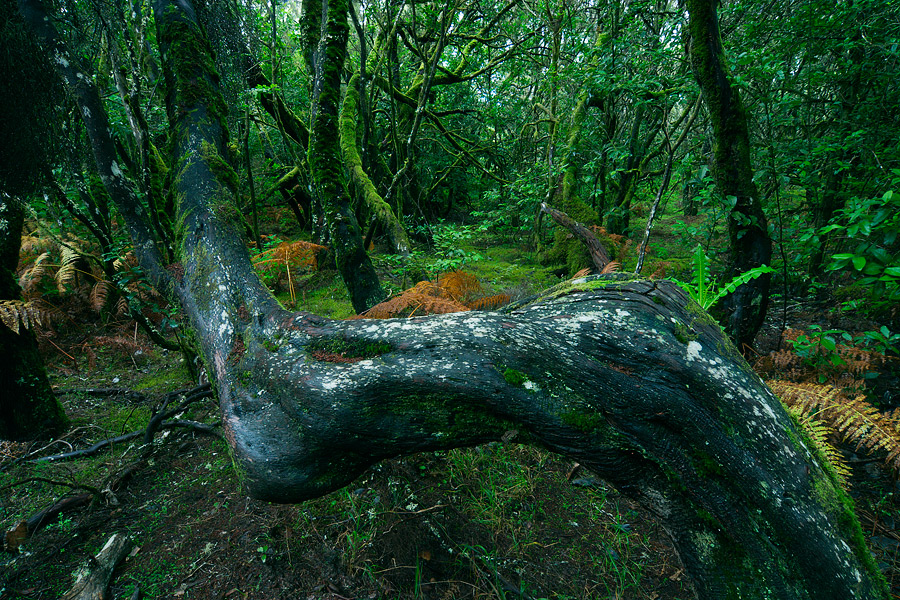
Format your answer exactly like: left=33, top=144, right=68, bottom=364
left=21, top=1, right=890, bottom=597
left=685, top=0, right=773, bottom=352
left=0, top=0, right=67, bottom=440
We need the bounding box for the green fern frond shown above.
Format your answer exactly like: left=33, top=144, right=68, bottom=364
left=785, top=405, right=851, bottom=490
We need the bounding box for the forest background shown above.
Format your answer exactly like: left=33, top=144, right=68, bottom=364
left=1, top=0, right=900, bottom=598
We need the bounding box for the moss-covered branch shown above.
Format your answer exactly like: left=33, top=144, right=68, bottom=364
left=340, top=71, right=410, bottom=256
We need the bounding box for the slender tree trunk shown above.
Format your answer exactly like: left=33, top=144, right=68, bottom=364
left=0, top=197, right=67, bottom=440
left=306, top=0, right=385, bottom=313
left=685, top=0, right=772, bottom=352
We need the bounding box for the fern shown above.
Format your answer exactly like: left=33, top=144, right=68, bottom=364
left=90, top=280, right=112, bottom=312
left=0, top=300, right=51, bottom=334
left=676, top=245, right=774, bottom=310
left=784, top=405, right=851, bottom=490
left=355, top=271, right=511, bottom=319
left=770, top=380, right=900, bottom=478
left=467, top=294, right=511, bottom=311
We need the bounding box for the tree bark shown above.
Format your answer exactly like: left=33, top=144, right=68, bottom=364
left=0, top=196, right=67, bottom=440
left=32, top=1, right=888, bottom=598
left=306, top=0, right=386, bottom=313
left=685, top=0, right=772, bottom=352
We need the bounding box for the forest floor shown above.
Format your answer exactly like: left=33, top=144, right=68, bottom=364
left=2, top=231, right=900, bottom=599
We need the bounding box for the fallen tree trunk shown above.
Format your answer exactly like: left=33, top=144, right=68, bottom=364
left=540, top=202, right=612, bottom=271
left=32, top=1, right=888, bottom=597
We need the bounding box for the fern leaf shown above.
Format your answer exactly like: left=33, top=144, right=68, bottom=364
left=601, top=261, right=621, bottom=274
left=785, top=405, right=851, bottom=490
left=709, top=265, right=775, bottom=308
left=56, top=245, right=82, bottom=291
left=467, top=294, right=511, bottom=311
left=90, top=280, right=112, bottom=312
left=692, top=245, right=710, bottom=308
left=437, top=271, right=482, bottom=303
left=0, top=300, right=50, bottom=334
left=770, top=380, right=900, bottom=479
left=19, top=251, right=50, bottom=294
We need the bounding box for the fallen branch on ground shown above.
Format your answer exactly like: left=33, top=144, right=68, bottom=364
left=60, top=533, right=132, bottom=600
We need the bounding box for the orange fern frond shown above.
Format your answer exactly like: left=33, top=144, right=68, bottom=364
left=90, top=280, right=112, bottom=312
left=19, top=251, right=51, bottom=296
left=437, top=270, right=482, bottom=303
left=115, top=296, right=130, bottom=316
left=467, top=294, right=511, bottom=311
left=601, top=261, right=621, bottom=274
left=571, top=267, right=592, bottom=279
left=356, top=291, right=470, bottom=319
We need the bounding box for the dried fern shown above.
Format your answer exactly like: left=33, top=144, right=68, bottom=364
left=770, top=380, right=900, bottom=477
left=0, top=300, right=51, bottom=334
left=437, top=271, right=482, bottom=303
left=55, top=244, right=83, bottom=291
left=90, top=280, right=112, bottom=312
left=19, top=251, right=51, bottom=296
left=467, top=294, right=511, bottom=311
left=601, top=260, right=621, bottom=274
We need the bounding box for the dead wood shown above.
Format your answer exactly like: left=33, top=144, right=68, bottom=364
left=539, top=202, right=611, bottom=271
left=3, top=493, right=93, bottom=552
left=60, top=533, right=132, bottom=600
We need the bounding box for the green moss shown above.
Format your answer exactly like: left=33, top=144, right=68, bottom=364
left=158, top=14, right=229, bottom=127
left=559, top=410, right=605, bottom=433
left=781, top=401, right=890, bottom=595
left=673, top=322, right=698, bottom=344
left=261, top=339, right=278, bottom=353
left=392, top=393, right=517, bottom=441
left=503, top=368, right=527, bottom=387
left=199, top=141, right=239, bottom=193
left=307, top=336, right=392, bottom=360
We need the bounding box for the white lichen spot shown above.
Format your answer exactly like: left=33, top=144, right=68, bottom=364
left=615, top=308, right=631, bottom=318
left=110, top=161, right=123, bottom=177
left=322, top=379, right=338, bottom=391
left=686, top=340, right=703, bottom=361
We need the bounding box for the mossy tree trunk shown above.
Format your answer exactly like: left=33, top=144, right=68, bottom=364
left=0, top=197, right=67, bottom=440
left=305, top=0, right=385, bottom=313
left=685, top=0, right=772, bottom=352
left=34, top=2, right=887, bottom=597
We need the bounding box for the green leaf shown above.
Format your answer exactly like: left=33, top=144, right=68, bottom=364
left=852, top=255, right=866, bottom=270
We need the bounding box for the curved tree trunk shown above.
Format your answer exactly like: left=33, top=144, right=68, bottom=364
left=34, top=1, right=887, bottom=598
left=686, top=0, right=772, bottom=352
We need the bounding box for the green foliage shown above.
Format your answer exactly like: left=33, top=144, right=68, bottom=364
left=823, top=181, right=900, bottom=312
left=674, top=245, right=774, bottom=310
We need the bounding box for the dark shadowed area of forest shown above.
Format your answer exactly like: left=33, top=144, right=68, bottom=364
left=1, top=0, right=899, bottom=598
